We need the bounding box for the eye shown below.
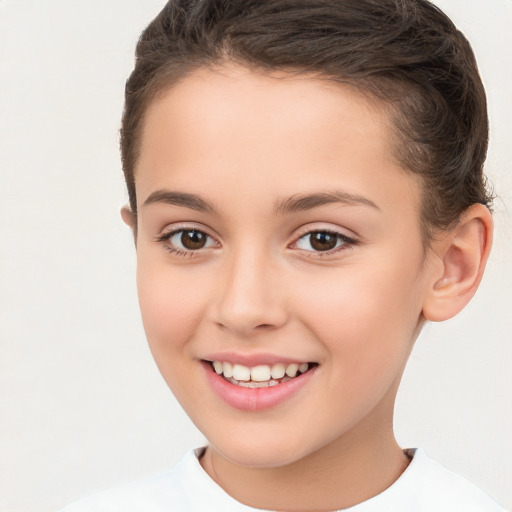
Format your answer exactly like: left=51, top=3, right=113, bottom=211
left=157, top=228, right=218, bottom=256
left=294, top=230, right=355, bottom=253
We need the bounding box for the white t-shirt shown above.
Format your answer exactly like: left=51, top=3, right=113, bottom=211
left=58, top=448, right=505, bottom=511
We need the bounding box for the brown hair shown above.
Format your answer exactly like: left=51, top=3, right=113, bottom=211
left=121, top=0, right=492, bottom=241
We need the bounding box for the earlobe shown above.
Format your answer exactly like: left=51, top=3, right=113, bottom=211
left=422, top=204, right=493, bottom=322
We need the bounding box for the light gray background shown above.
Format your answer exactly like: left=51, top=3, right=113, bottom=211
left=0, top=1, right=510, bottom=511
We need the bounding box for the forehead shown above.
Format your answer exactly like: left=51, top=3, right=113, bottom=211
left=135, top=64, right=420, bottom=219
left=140, top=64, right=392, bottom=165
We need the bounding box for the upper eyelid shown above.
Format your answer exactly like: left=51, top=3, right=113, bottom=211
left=157, top=223, right=218, bottom=239
left=291, top=223, right=359, bottom=242
left=155, top=223, right=358, bottom=247
left=154, top=228, right=220, bottom=255
left=290, top=231, right=356, bottom=248
left=156, top=228, right=219, bottom=256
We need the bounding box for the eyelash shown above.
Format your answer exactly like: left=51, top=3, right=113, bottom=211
left=291, top=229, right=358, bottom=257
left=155, top=227, right=218, bottom=258
left=155, top=227, right=358, bottom=258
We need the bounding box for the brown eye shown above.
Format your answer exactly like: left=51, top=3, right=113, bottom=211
left=309, top=232, right=338, bottom=251
left=161, top=228, right=217, bottom=254
left=180, top=230, right=208, bottom=250
left=295, top=230, right=354, bottom=253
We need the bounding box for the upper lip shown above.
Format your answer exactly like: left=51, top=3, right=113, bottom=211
left=201, top=351, right=314, bottom=367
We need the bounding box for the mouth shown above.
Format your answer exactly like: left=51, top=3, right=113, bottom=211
left=201, top=358, right=318, bottom=411
left=207, top=360, right=317, bottom=388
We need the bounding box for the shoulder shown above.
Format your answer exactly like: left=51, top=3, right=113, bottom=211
left=57, top=449, right=199, bottom=512
left=57, top=447, right=257, bottom=512
left=57, top=468, right=185, bottom=512
left=57, top=448, right=506, bottom=512
left=373, top=448, right=506, bottom=512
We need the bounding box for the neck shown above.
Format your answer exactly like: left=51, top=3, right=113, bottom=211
left=200, top=409, right=410, bottom=511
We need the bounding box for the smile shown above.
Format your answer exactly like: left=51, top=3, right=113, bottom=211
left=203, top=359, right=318, bottom=411
left=210, top=361, right=312, bottom=388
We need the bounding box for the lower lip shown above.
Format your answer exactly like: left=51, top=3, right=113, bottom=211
left=202, top=362, right=317, bottom=412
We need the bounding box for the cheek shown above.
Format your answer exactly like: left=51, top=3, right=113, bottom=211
left=295, top=260, right=423, bottom=369
left=293, top=267, right=421, bottom=423
left=135, top=261, right=214, bottom=409
left=136, top=260, right=208, bottom=354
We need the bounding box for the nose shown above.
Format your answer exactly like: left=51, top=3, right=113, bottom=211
left=210, top=245, right=288, bottom=337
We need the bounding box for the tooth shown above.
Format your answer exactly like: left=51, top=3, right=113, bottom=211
left=285, top=363, right=299, bottom=378
left=299, top=363, right=308, bottom=373
left=213, top=361, right=223, bottom=374
left=254, top=381, right=270, bottom=388
left=268, top=380, right=278, bottom=387
left=232, top=364, right=251, bottom=381
left=251, top=365, right=271, bottom=382
left=271, top=363, right=286, bottom=379
left=223, top=362, right=233, bottom=378
left=239, top=380, right=270, bottom=388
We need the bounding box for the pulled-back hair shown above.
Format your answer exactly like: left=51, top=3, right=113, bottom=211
left=121, top=0, right=492, bottom=241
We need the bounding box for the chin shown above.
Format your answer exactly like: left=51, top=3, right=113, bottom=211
left=208, top=429, right=318, bottom=469
left=222, top=447, right=301, bottom=469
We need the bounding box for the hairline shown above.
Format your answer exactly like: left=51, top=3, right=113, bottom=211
left=126, top=59, right=458, bottom=250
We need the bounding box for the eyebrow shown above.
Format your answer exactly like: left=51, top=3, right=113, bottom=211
left=142, top=189, right=379, bottom=214
left=142, top=190, right=216, bottom=213
left=273, top=191, right=379, bottom=214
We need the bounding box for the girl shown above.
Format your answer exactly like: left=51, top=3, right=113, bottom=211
left=60, top=0, right=506, bottom=510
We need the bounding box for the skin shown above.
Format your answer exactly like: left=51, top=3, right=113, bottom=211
left=122, top=64, right=492, bottom=511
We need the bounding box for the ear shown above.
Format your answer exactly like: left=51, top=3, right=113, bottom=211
left=422, top=204, right=493, bottom=322
left=121, top=204, right=137, bottom=243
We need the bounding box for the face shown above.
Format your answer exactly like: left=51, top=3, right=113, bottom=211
left=132, top=65, right=433, bottom=468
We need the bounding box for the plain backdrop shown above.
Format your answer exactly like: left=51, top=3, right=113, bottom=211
left=0, top=1, right=510, bottom=511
